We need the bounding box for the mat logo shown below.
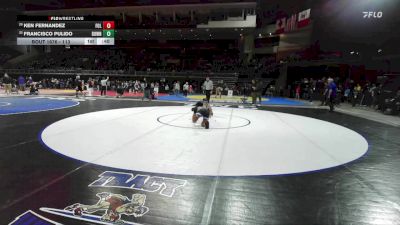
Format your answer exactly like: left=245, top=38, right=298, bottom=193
left=67, top=192, right=148, bottom=223
left=89, top=171, right=187, bottom=197
left=40, top=192, right=148, bottom=225
left=363, top=11, right=383, bottom=18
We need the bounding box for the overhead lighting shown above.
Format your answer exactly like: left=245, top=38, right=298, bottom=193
left=190, top=29, right=193, bottom=32
left=269, top=33, right=272, bottom=36
left=258, top=33, right=262, bottom=37
left=350, top=51, right=354, bottom=55
left=378, top=49, right=382, bottom=53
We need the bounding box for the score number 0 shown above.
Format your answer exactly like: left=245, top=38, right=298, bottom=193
left=102, top=21, right=115, bottom=29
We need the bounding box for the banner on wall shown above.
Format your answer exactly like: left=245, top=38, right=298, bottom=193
left=276, top=8, right=311, bottom=34
left=298, top=9, right=311, bottom=28
left=276, top=17, right=286, bottom=33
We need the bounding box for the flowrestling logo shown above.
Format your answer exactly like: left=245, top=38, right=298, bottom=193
left=363, top=11, right=383, bottom=18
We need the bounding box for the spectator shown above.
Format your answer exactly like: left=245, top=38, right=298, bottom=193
left=174, top=81, right=180, bottom=96
left=142, top=80, right=151, bottom=101
left=382, top=88, right=400, bottom=115
left=203, top=77, right=213, bottom=102
left=320, top=81, right=329, bottom=106
left=165, top=83, right=170, bottom=93
left=153, top=82, right=159, bottom=98
left=134, top=80, right=140, bottom=94
left=352, top=83, right=362, bottom=107
left=308, top=83, right=314, bottom=102
left=88, top=78, right=94, bottom=96
left=100, top=76, right=109, bottom=96
left=116, top=80, right=124, bottom=98
left=370, top=83, right=378, bottom=109
left=327, top=78, right=337, bottom=112
left=295, top=84, right=301, bottom=100
left=183, top=82, right=189, bottom=97
left=18, top=75, right=25, bottom=91
left=75, top=75, right=83, bottom=98
left=189, top=84, right=193, bottom=94
left=251, top=79, right=262, bottom=105
left=3, top=73, right=12, bottom=95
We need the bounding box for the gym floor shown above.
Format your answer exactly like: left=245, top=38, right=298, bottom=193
left=1, top=96, right=399, bottom=225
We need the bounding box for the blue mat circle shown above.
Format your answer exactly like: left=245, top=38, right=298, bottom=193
left=0, top=97, right=79, bottom=115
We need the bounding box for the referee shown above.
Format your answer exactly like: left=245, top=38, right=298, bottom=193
left=203, top=76, right=213, bottom=102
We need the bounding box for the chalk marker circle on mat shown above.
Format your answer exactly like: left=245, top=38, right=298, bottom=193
left=0, top=102, right=11, bottom=107
left=157, top=113, right=250, bottom=129
left=41, top=106, right=369, bottom=176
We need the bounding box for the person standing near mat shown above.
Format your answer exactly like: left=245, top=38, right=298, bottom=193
left=251, top=79, right=262, bottom=105
left=75, top=75, right=84, bottom=98
left=183, top=82, right=189, bottom=97
left=18, top=75, right=26, bottom=92
left=203, top=76, right=213, bottom=102
left=116, top=80, right=124, bottom=98
left=327, top=78, right=337, bottom=112
left=215, top=82, right=223, bottom=99
left=142, top=79, right=151, bottom=101
left=2, top=73, right=12, bottom=95
left=100, top=76, right=109, bottom=96
left=87, top=77, right=94, bottom=96
left=174, top=81, right=180, bottom=96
